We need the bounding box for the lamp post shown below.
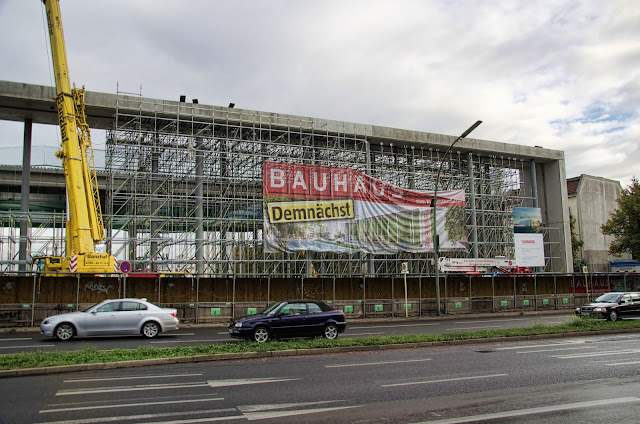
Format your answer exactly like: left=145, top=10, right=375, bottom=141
left=432, top=120, right=482, bottom=316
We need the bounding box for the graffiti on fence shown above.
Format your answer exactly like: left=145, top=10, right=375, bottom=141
left=2, top=281, right=15, bottom=294
left=570, top=276, right=610, bottom=293
left=84, top=281, right=112, bottom=295
left=0, top=310, right=19, bottom=321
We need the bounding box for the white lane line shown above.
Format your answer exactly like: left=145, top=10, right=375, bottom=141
left=349, top=323, right=439, bottom=329
left=344, top=332, right=385, bottom=336
left=453, top=319, right=528, bottom=324
left=607, top=361, right=640, bottom=366
left=446, top=325, right=502, bottom=330
left=382, top=373, right=508, bottom=388
left=326, top=359, right=431, bottom=368
left=244, top=406, right=361, bottom=421
left=553, top=349, right=640, bottom=359
left=37, top=408, right=240, bottom=424
left=410, top=397, right=640, bottom=424
left=64, top=373, right=203, bottom=383
left=0, top=345, right=54, bottom=350
left=151, top=339, right=217, bottom=344
left=169, top=333, right=196, bottom=336
left=516, top=346, right=594, bottom=354
left=496, top=341, right=586, bottom=350
left=238, top=400, right=340, bottom=412
left=40, top=397, right=223, bottom=413
left=207, top=377, right=300, bottom=388
left=56, top=382, right=210, bottom=396
left=0, top=337, right=32, bottom=341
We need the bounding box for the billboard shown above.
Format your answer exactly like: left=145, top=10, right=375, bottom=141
left=263, top=161, right=466, bottom=254
left=513, top=207, right=545, bottom=267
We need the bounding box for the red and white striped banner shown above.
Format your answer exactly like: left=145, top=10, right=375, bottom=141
left=69, top=256, right=78, bottom=273
left=114, top=258, right=119, bottom=273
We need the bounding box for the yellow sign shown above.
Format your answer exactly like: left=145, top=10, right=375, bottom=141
left=268, top=199, right=354, bottom=224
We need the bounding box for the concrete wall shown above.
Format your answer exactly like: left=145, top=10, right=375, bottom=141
left=572, top=175, right=630, bottom=272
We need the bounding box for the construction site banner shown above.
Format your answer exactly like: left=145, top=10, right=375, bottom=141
left=262, top=161, right=466, bottom=254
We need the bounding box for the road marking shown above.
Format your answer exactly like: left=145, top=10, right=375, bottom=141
left=37, top=408, right=240, bottom=424
left=326, top=359, right=431, bottom=368
left=238, top=400, right=341, bottom=412
left=349, top=323, right=439, bottom=329
left=453, top=318, right=528, bottom=324
left=207, top=377, right=300, bottom=388
left=553, top=349, right=640, bottom=359
left=40, top=397, right=223, bottom=413
left=0, top=345, right=54, bottom=350
left=56, top=382, right=210, bottom=396
left=382, top=373, right=508, bottom=387
left=0, top=337, right=32, bottom=341
left=446, top=325, right=502, bottom=330
left=410, top=397, right=640, bottom=423
left=64, top=373, right=203, bottom=383
left=344, top=331, right=385, bottom=336
left=244, top=405, right=361, bottom=421
left=607, top=361, right=640, bottom=366
left=515, top=346, right=593, bottom=354
left=170, top=333, right=196, bottom=336
left=496, top=341, right=586, bottom=350
left=151, top=339, right=217, bottom=344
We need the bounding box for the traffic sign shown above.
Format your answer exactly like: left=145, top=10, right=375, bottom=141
left=120, top=260, right=131, bottom=274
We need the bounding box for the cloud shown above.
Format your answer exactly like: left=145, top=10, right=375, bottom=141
left=0, top=0, right=638, bottom=187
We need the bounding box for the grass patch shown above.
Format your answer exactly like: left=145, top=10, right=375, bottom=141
left=1, top=317, right=639, bottom=371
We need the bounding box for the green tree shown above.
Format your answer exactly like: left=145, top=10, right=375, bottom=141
left=569, top=209, right=586, bottom=272
left=601, top=177, right=640, bottom=260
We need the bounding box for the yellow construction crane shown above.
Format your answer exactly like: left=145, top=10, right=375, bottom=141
left=32, top=0, right=116, bottom=274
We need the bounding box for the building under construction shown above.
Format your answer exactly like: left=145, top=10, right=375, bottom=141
left=0, top=81, right=572, bottom=276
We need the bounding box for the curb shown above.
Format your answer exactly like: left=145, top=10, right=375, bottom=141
left=2, top=327, right=639, bottom=379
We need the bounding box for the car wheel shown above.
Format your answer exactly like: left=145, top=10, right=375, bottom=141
left=323, top=324, right=339, bottom=340
left=253, top=326, right=270, bottom=343
left=142, top=321, right=160, bottom=338
left=609, top=310, right=619, bottom=322
left=55, top=323, right=75, bottom=341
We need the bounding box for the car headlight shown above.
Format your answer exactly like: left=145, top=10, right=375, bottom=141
left=42, top=319, right=50, bottom=325
left=234, top=322, right=243, bottom=328
left=593, top=307, right=606, bottom=312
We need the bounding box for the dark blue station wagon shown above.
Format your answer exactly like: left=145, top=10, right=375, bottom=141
left=228, top=300, right=347, bottom=343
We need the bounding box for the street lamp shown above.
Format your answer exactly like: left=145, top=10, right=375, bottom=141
left=432, top=120, right=482, bottom=315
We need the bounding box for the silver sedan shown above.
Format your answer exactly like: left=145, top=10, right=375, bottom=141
left=40, top=298, right=179, bottom=341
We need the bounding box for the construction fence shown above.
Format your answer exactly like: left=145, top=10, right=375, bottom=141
left=1, top=273, right=639, bottom=327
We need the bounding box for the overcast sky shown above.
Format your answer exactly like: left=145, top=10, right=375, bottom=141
left=1, top=0, right=638, bottom=187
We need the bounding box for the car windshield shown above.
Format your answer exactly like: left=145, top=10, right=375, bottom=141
left=261, top=301, right=286, bottom=315
left=594, top=293, right=621, bottom=303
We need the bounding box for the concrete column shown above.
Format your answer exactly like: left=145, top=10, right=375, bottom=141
left=19, top=119, right=33, bottom=272
left=530, top=159, right=538, bottom=207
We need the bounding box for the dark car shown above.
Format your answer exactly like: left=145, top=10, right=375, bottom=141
left=228, top=300, right=347, bottom=343
left=575, top=292, right=640, bottom=321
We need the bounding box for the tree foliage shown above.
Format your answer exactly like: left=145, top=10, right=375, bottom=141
left=570, top=209, right=586, bottom=272
left=601, top=177, right=640, bottom=260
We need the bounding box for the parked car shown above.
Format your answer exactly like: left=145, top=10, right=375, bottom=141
left=575, top=292, right=640, bottom=321
left=228, top=300, right=347, bottom=343
left=40, top=298, right=179, bottom=341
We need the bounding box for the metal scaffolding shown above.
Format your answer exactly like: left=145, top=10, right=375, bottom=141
left=103, top=93, right=557, bottom=277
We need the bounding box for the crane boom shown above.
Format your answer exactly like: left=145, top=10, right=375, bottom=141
left=34, top=0, right=116, bottom=274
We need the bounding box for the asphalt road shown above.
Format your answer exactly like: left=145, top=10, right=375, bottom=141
left=0, top=313, right=576, bottom=353
left=1, top=331, right=639, bottom=423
